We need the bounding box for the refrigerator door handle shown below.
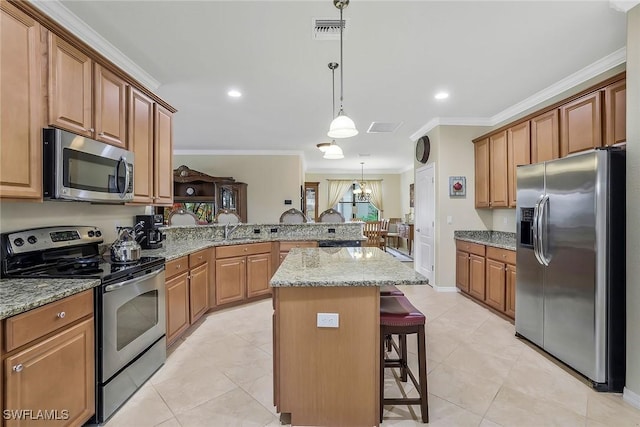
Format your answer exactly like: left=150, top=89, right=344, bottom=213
left=532, top=195, right=545, bottom=265
left=538, top=195, right=550, bottom=266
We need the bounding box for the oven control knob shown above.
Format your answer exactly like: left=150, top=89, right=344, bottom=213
left=88, top=230, right=95, bottom=237
left=13, top=238, right=24, bottom=247
left=27, top=235, right=37, bottom=244
left=95, top=230, right=102, bottom=237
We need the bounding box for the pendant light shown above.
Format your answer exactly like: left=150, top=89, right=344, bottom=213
left=327, top=0, right=358, bottom=138
left=323, top=62, right=344, bottom=159
left=353, top=162, right=372, bottom=201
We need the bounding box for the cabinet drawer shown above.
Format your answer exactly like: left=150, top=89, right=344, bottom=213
left=189, top=248, right=209, bottom=268
left=455, top=240, right=486, bottom=256
left=4, top=290, right=93, bottom=352
left=217, top=242, right=272, bottom=258
left=279, top=241, right=317, bottom=252
left=166, top=256, right=189, bottom=279
left=486, top=246, right=516, bottom=265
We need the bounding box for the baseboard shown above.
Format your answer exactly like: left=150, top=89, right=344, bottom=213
left=434, top=285, right=459, bottom=293
left=623, top=386, right=640, bottom=409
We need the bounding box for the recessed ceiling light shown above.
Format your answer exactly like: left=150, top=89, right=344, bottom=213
left=227, top=89, right=242, bottom=98
left=435, top=92, right=449, bottom=100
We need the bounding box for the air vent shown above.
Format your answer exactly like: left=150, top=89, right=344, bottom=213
left=312, top=18, right=349, bottom=40
left=367, top=122, right=403, bottom=133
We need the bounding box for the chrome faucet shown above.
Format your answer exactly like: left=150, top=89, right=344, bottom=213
left=224, top=222, right=241, bottom=240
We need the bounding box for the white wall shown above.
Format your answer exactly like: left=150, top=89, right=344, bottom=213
left=419, top=125, right=493, bottom=288
left=0, top=202, right=147, bottom=243
left=174, top=154, right=303, bottom=224
left=399, top=167, right=414, bottom=222
left=625, top=3, right=640, bottom=407
left=304, top=172, right=403, bottom=219
left=492, top=209, right=516, bottom=232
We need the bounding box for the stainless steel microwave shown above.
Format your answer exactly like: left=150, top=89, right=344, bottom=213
left=43, top=128, right=134, bottom=203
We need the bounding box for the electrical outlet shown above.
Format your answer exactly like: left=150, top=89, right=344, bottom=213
left=317, top=313, right=339, bottom=328
left=446, top=216, right=453, bottom=225
left=328, top=228, right=336, bottom=233
left=253, top=229, right=261, bottom=234
left=270, top=228, right=278, bottom=233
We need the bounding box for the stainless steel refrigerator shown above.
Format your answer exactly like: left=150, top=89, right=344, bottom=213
left=515, top=148, right=625, bottom=392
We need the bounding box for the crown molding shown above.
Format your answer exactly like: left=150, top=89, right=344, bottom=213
left=174, top=149, right=304, bottom=156
left=610, top=0, right=640, bottom=12
left=409, top=47, right=626, bottom=141
left=29, top=0, right=161, bottom=91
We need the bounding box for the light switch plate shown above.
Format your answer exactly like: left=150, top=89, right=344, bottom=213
left=317, top=313, right=339, bottom=328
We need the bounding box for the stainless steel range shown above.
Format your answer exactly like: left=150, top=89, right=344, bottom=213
left=0, top=226, right=166, bottom=423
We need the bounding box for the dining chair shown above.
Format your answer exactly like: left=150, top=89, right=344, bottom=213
left=363, top=221, right=383, bottom=248
left=385, top=218, right=402, bottom=248
left=380, top=219, right=390, bottom=251
left=215, top=208, right=241, bottom=224
left=279, top=208, right=307, bottom=223
left=318, top=208, right=345, bottom=223
left=168, top=208, right=199, bottom=226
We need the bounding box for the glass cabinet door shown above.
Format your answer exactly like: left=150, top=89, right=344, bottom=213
left=304, top=182, right=319, bottom=221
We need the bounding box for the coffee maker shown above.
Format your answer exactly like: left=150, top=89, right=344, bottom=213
left=135, top=215, right=165, bottom=249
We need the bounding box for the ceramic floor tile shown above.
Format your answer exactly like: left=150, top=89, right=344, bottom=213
left=236, top=372, right=278, bottom=416
left=586, top=390, right=640, bottom=426
left=175, top=387, right=278, bottom=427
left=154, top=417, right=182, bottom=427
left=443, top=343, right=517, bottom=383
left=103, top=383, right=174, bottom=427
left=484, top=386, right=588, bottom=426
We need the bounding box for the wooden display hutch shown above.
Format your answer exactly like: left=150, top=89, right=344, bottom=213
left=160, top=165, right=247, bottom=223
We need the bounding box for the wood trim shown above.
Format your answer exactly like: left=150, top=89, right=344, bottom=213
left=472, top=72, right=625, bottom=143
left=9, top=0, right=176, bottom=112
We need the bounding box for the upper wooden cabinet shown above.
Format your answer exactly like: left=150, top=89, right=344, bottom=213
left=154, top=104, right=174, bottom=205
left=507, top=121, right=531, bottom=208
left=49, top=34, right=127, bottom=148
left=0, top=1, right=43, bottom=200
left=604, top=79, right=626, bottom=146
left=560, top=91, right=602, bottom=157
left=129, top=88, right=155, bottom=204
left=530, top=109, right=559, bottom=164
left=474, top=138, right=490, bottom=208
left=489, top=131, right=509, bottom=208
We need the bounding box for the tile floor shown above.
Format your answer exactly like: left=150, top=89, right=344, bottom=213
left=105, top=265, right=640, bottom=426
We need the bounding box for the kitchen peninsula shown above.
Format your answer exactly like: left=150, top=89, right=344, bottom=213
left=270, top=247, right=428, bottom=426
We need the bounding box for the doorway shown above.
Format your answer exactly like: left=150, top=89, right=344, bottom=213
left=415, top=163, right=435, bottom=285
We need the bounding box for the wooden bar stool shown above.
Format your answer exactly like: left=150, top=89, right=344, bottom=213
left=380, top=285, right=404, bottom=296
left=380, top=295, right=429, bottom=423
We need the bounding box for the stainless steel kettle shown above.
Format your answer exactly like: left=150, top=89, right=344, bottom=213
left=110, top=222, right=143, bottom=263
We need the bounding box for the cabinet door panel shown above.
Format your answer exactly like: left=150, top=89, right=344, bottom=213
left=166, top=272, right=189, bottom=345
left=216, top=256, right=246, bottom=305
left=489, top=131, right=508, bottom=208
left=154, top=104, right=173, bottom=205
left=474, top=138, right=490, bottom=208
left=468, top=254, right=485, bottom=300
left=507, top=122, right=531, bottom=208
left=506, top=264, right=517, bottom=319
left=0, top=2, right=43, bottom=199
left=247, top=253, right=271, bottom=298
left=94, top=64, right=126, bottom=148
left=604, top=80, right=626, bottom=146
left=189, top=263, right=209, bottom=324
left=48, top=34, right=92, bottom=136
left=560, top=91, right=602, bottom=157
left=129, top=88, right=154, bottom=204
left=455, top=250, right=469, bottom=293
left=5, top=318, right=95, bottom=427
left=531, top=109, right=559, bottom=163
left=485, top=259, right=506, bottom=311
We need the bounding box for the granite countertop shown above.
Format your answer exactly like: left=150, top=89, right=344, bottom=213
left=454, top=230, right=516, bottom=250
left=0, top=278, right=101, bottom=320
left=270, top=247, right=429, bottom=287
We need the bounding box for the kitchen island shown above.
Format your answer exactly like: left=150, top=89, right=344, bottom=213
left=270, top=247, right=428, bottom=427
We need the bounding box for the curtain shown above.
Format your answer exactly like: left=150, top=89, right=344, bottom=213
left=327, top=180, right=353, bottom=210
left=368, top=180, right=383, bottom=215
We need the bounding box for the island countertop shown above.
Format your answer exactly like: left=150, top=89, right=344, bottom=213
left=270, top=247, right=429, bottom=287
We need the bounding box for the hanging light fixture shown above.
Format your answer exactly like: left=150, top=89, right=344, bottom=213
left=328, top=0, right=358, bottom=138
left=322, top=62, right=344, bottom=159
left=353, top=162, right=372, bottom=201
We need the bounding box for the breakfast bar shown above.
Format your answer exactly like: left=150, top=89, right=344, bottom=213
left=270, top=247, right=428, bottom=426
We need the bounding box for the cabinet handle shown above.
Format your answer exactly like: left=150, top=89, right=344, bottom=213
left=13, top=364, right=23, bottom=373
left=99, top=132, right=105, bottom=136
left=57, top=311, right=66, bottom=319
left=198, top=256, right=203, bottom=260
left=176, top=264, right=181, bottom=269
left=244, top=248, right=248, bottom=252
left=90, top=128, right=95, bottom=133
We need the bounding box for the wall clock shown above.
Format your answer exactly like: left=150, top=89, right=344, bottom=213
left=185, top=186, right=196, bottom=196
left=416, top=135, right=430, bottom=164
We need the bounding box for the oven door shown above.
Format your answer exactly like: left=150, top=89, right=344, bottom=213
left=101, top=267, right=166, bottom=381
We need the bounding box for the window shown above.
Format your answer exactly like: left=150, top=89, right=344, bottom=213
left=336, top=184, right=379, bottom=221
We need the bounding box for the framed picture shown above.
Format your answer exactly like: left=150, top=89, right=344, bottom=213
left=449, top=176, right=466, bottom=197
left=409, top=183, right=415, bottom=207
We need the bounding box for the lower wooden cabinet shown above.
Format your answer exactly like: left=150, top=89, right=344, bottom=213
left=1, top=290, right=95, bottom=427
left=455, top=240, right=516, bottom=320
left=165, top=249, right=211, bottom=346
left=278, top=241, right=318, bottom=265
left=216, top=242, right=273, bottom=307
